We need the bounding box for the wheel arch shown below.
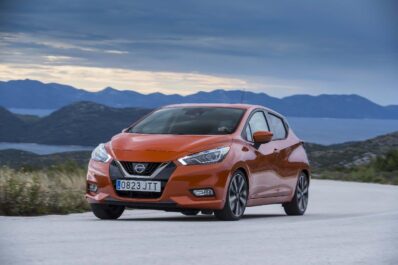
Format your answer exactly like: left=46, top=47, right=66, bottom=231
left=290, top=168, right=310, bottom=199
left=230, top=162, right=251, bottom=191
left=234, top=167, right=249, bottom=190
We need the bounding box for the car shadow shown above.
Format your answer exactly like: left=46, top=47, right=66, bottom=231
left=114, top=213, right=285, bottom=222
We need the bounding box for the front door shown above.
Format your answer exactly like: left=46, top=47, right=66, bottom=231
left=244, top=111, right=281, bottom=199
left=265, top=113, right=295, bottom=196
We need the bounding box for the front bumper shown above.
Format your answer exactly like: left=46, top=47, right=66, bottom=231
left=85, top=159, right=231, bottom=210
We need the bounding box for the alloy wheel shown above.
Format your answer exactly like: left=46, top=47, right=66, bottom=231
left=296, top=174, right=309, bottom=212
left=228, top=173, right=248, bottom=217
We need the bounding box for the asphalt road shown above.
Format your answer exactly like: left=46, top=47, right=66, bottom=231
left=1, top=180, right=397, bottom=265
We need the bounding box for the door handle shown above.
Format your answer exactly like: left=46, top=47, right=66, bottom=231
left=273, top=148, right=280, bottom=154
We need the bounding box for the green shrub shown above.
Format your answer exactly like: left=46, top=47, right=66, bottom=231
left=374, top=150, right=398, bottom=172
left=0, top=166, right=89, bottom=216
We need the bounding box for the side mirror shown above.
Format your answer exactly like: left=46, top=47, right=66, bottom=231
left=253, top=131, right=273, bottom=144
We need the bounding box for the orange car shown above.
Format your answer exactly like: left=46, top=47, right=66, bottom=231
left=86, top=104, right=310, bottom=221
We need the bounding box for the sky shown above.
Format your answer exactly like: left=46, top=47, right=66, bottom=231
left=0, top=0, right=397, bottom=105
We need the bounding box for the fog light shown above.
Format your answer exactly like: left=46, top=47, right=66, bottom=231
left=192, top=188, right=214, bottom=197
left=88, top=183, right=98, bottom=193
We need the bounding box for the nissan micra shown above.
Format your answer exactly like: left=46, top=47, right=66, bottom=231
left=86, top=104, right=310, bottom=221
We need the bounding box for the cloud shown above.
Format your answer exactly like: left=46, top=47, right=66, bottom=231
left=104, top=50, right=129, bottom=55
left=0, top=32, right=129, bottom=55
left=43, top=55, right=78, bottom=62
left=0, top=0, right=396, bottom=104
left=0, top=64, right=259, bottom=94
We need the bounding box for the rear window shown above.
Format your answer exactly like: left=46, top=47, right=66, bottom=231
left=129, top=107, right=245, bottom=135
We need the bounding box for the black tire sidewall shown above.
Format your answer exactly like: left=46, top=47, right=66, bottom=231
left=90, top=204, right=125, bottom=220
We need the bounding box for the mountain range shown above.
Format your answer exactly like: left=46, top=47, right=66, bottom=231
left=1, top=79, right=398, bottom=119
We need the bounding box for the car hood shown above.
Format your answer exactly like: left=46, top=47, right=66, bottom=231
left=108, top=133, right=232, bottom=162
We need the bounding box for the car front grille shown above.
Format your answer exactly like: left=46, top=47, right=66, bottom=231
left=109, top=160, right=176, bottom=199
left=119, top=161, right=161, bottom=176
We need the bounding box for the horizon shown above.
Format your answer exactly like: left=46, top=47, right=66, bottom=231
left=0, top=1, right=397, bottom=105
left=1, top=78, right=395, bottom=107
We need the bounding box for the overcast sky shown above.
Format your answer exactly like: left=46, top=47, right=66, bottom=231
left=0, top=0, right=397, bottom=105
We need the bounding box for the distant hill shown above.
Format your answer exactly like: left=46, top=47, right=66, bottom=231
left=0, top=102, right=151, bottom=145
left=305, top=131, right=398, bottom=169
left=0, top=149, right=91, bottom=169
left=0, top=107, right=27, bottom=141
left=1, top=79, right=398, bottom=119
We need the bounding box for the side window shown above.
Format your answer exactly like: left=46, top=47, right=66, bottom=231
left=245, top=111, right=269, bottom=141
left=266, top=113, right=287, bottom=139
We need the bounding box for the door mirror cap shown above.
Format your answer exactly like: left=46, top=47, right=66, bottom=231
left=253, top=131, right=273, bottom=144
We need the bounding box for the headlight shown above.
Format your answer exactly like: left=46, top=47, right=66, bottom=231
left=91, top=143, right=111, bottom=163
left=178, top=146, right=230, bottom=165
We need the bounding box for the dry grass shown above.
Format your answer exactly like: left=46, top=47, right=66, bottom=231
left=0, top=166, right=89, bottom=216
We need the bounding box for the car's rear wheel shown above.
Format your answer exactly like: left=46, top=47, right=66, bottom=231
left=215, top=170, right=248, bottom=221
left=283, top=172, right=309, bottom=215
left=90, top=204, right=125, bottom=220
left=181, top=210, right=199, bottom=216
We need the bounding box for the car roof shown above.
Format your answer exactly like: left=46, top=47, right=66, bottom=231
left=164, top=103, right=258, bottom=110
left=162, top=103, right=286, bottom=118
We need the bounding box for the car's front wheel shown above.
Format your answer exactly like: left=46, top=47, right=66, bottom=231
left=283, top=172, right=309, bottom=215
left=90, top=204, right=125, bottom=220
left=215, top=170, right=248, bottom=221
left=181, top=210, right=199, bottom=216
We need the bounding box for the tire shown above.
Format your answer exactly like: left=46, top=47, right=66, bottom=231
left=90, top=204, right=125, bottom=220
left=283, top=172, right=309, bottom=216
left=181, top=210, right=200, bottom=216
left=215, top=170, right=248, bottom=221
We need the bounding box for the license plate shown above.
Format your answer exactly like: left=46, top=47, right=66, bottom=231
left=116, top=179, right=161, bottom=192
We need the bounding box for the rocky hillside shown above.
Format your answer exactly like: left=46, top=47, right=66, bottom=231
left=305, top=131, right=398, bottom=169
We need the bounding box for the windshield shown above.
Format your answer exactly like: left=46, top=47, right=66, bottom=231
left=129, top=107, right=245, bottom=135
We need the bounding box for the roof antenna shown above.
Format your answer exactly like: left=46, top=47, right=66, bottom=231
left=240, top=87, right=246, bottom=103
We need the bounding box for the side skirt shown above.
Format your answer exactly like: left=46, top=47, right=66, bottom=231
left=247, top=195, right=292, bottom=207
